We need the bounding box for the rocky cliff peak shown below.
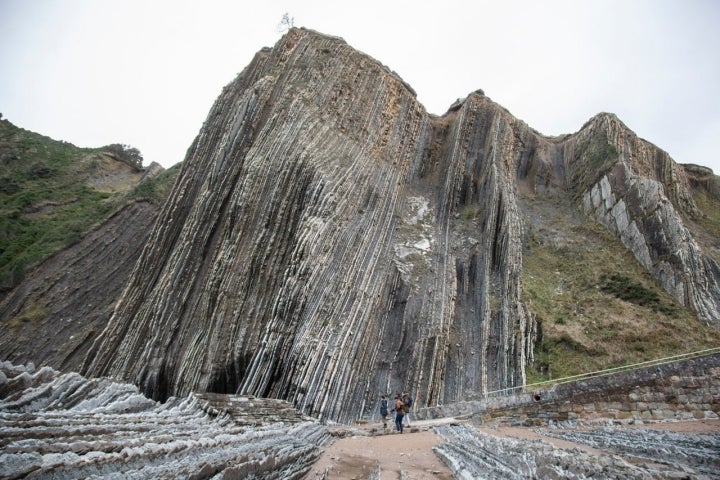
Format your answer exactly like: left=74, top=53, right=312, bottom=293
left=81, top=29, right=535, bottom=421
left=6, top=28, right=714, bottom=423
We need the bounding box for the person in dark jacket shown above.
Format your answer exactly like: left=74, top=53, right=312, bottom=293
left=379, top=395, right=389, bottom=429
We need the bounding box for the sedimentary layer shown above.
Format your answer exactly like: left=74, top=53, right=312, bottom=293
left=0, top=361, right=327, bottom=479
left=0, top=201, right=159, bottom=371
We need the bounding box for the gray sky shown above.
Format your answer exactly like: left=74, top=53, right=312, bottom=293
left=1, top=0, right=718, bottom=175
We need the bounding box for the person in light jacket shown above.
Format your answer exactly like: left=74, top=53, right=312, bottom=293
left=402, top=391, right=413, bottom=427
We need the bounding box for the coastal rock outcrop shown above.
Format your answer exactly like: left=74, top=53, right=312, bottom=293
left=82, top=29, right=536, bottom=422
left=80, top=28, right=720, bottom=422
left=577, top=114, right=720, bottom=324
left=434, top=423, right=720, bottom=479
left=0, top=361, right=328, bottom=479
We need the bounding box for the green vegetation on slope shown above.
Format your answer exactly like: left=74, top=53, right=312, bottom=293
left=690, top=186, right=720, bottom=265
left=522, top=213, right=720, bottom=384
left=569, top=131, right=619, bottom=196
left=128, top=162, right=182, bottom=205
left=0, top=119, right=179, bottom=293
left=599, top=274, right=679, bottom=316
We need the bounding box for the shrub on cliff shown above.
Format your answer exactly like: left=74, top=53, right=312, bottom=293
left=102, top=143, right=143, bottom=169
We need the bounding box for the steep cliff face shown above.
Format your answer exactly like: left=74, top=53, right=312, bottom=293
left=83, top=29, right=534, bottom=421
left=509, top=109, right=720, bottom=326
left=82, top=28, right=720, bottom=422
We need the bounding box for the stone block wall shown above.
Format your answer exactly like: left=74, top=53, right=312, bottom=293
left=416, top=353, right=720, bottom=426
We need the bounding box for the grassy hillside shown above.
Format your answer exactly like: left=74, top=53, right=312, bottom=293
left=0, top=119, right=179, bottom=294
left=690, top=187, right=720, bottom=265
left=522, top=205, right=720, bottom=383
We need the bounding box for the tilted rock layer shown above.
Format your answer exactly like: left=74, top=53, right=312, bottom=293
left=0, top=201, right=159, bottom=371
left=0, top=361, right=327, bottom=479
left=434, top=423, right=720, bottom=479
left=82, top=28, right=720, bottom=422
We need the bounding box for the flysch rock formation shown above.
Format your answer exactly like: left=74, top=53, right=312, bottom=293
left=81, top=28, right=537, bottom=422
left=434, top=423, right=720, bottom=479
left=0, top=361, right=329, bottom=479
left=79, top=28, right=720, bottom=423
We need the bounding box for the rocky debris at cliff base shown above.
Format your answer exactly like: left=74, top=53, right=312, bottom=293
left=434, top=422, right=720, bottom=479
left=193, top=391, right=312, bottom=425
left=0, top=361, right=330, bottom=479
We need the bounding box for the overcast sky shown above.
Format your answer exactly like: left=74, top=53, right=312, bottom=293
left=1, top=0, right=718, bottom=175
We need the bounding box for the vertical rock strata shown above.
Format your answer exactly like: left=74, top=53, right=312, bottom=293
left=82, top=28, right=720, bottom=421
left=83, top=29, right=534, bottom=421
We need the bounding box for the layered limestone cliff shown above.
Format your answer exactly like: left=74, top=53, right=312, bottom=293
left=516, top=109, right=720, bottom=324
left=83, top=29, right=535, bottom=421
left=81, top=28, right=720, bottom=422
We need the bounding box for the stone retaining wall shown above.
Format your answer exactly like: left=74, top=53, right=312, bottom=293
left=416, top=353, right=720, bottom=426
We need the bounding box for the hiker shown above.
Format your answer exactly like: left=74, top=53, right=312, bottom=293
left=379, top=395, right=389, bottom=429
left=392, top=393, right=405, bottom=433
left=402, top=391, right=413, bottom=427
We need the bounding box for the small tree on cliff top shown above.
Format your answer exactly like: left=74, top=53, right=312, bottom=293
left=278, top=13, right=294, bottom=32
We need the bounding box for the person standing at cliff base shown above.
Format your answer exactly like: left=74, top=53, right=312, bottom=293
left=379, top=395, right=389, bottom=429
left=393, top=393, right=405, bottom=433
left=402, top=391, right=413, bottom=427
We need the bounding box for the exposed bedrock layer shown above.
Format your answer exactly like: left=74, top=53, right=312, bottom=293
left=577, top=114, right=720, bottom=324
left=0, top=361, right=327, bottom=479
left=82, top=28, right=720, bottom=422
left=0, top=201, right=159, bottom=371
left=434, top=423, right=720, bottom=479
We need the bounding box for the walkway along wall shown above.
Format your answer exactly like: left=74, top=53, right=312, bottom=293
left=415, top=352, right=720, bottom=426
